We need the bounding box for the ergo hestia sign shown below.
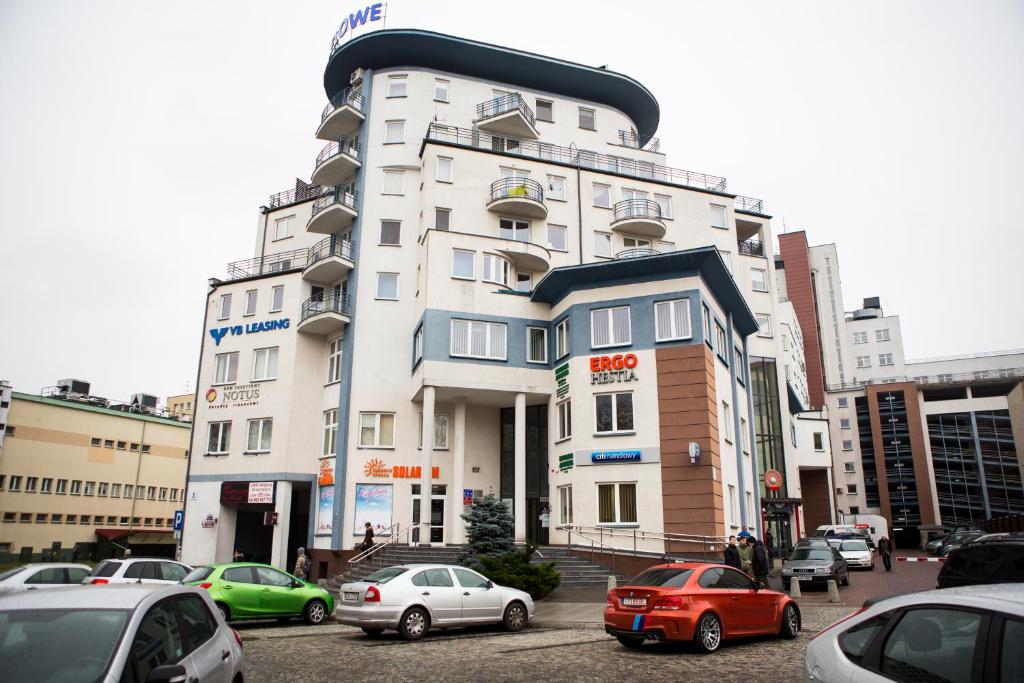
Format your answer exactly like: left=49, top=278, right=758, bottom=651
left=590, top=353, right=639, bottom=385
left=209, top=319, right=289, bottom=347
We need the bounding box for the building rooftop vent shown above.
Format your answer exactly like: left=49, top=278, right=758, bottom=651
left=56, top=378, right=91, bottom=397
left=131, top=393, right=159, bottom=415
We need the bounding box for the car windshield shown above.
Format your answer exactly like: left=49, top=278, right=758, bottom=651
left=790, top=549, right=833, bottom=562
left=0, top=608, right=130, bottom=683
left=628, top=568, right=695, bottom=587
left=841, top=541, right=869, bottom=551
left=0, top=568, right=24, bottom=582
left=182, top=567, right=214, bottom=583
left=88, top=561, right=121, bottom=578
left=365, top=567, right=409, bottom=584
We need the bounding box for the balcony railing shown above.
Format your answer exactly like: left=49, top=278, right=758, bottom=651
left=427, top=124, right=726, bottom=192
left=320, top=87, right=365, bottom=125
left=308, top=236, right=355, bottom=266
left=617, top=130, right=661, bottom=153
left=226, top=248, right=309, bottom=280
left=616, top=248, right=661, bottom=259
left=315, top=137, right=361, bottom=168
left=738, top=239, right=765, bottom=257
left=613, top=198, right=662, bottom=222
left=310, top=185, right=358, bottom=218
left=475, top=92, right=535, bottom=127
left=825, top=366, right=1024, bottom=393
left=489, top=177, right=544, bottom=204
left=734, top=195, right=765, bottom=213
left=301, top=291, right=351, bottom=322
left=268, top=180, right=323, bottom=208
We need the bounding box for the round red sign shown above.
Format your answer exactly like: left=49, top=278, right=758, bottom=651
left=764, top=469, right=783, bottom=490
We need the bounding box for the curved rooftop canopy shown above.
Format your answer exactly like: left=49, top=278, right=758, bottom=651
left=324, top=29, right=660, bottom=145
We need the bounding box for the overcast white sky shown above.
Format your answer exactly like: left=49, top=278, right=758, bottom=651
left=0, top=0, right=1021, bottom=403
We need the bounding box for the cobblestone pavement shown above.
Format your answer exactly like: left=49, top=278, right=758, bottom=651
left=776, top=551, right=942, bottom=607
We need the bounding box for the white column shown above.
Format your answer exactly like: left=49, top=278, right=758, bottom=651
left=514, top=392, right=527, bottom=542
left=420, top=386, right=435, bottom=546
left=270, top=480, right=292, bottom=570
left=450, top=399, right=467, bottom=544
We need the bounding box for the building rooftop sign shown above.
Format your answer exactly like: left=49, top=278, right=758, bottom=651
left=330, top=3, right=386, bottom=52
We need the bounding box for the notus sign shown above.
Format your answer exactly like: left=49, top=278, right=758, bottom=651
left=590, top=353, right=639, bottom=385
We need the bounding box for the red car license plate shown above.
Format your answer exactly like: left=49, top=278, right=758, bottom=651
left=621, top=597, right=647, bottom=607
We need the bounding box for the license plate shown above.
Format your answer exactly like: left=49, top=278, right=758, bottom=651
left=794, top=576, right=811, bottom=581
left=621, top=597, right=647, bottom=607
left=344, top=592, right=359, bottom=601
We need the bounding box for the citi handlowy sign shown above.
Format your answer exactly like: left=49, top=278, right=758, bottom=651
left=331, top=3, right=385, bottom=50
left=209, top=318, right=290, bottom=346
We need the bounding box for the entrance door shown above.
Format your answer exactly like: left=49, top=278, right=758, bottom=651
left=500, top=405, right=549, bottom=545
left=411, top=485, right=447, bottom=545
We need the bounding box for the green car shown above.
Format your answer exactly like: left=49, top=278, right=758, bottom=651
left=183, top=562, right=334, bottom=625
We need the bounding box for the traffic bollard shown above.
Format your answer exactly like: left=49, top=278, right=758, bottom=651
left=789, top=579, right=801, bottom=598
left=607, top=575, right=617, bottom=591
left=827, top=579, right=840, bottom=603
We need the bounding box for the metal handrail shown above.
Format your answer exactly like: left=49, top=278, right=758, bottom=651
left=489, top=177, right=544, bottom=204
left=738, top=239, right=765, bottom=257
left=734, top=195, right=765, bottom=213
left=617, top=130, right=661, bottom=153
left=427, top=124, right=726, bottom=192
left=268, top=180, right=323, bottom=208
left=308, top=236, right=355, bottom=266
left=559, top=523, right=729, bottom=559
left=613, top=198, right=662, bottom=222
left=315, top=138, right=361, bottom=168
left=475, top=92, right=536, bottom=127
left=301, top=291, right=351, bottom=322
left=320, top=87, right=365, bottom=125
left=226, top=248, right=309, bottom=280
left=310, top=185, right=358, bottom=218
left=557, top=525, right=621, bottom=576
left=347, top=522, right=404, bottom=564
left=615, top=248, right=661, bottom=259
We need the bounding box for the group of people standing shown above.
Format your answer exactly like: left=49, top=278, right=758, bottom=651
left=723, top=530, right=771, bottom=585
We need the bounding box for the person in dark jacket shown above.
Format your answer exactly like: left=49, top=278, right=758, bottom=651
left=723, top=535, right=742, bottom=569
left=751, top=539, right=771, bottom=586
left=765, top=529, right=775, bottom=559
left=358, top=522, right=375, bottom=552
left=878, top=536, right=893, bottom=572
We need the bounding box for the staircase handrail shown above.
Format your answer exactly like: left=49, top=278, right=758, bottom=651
left=555, top=524, right=622, bottom=576
left=558, top=523, right=730, bottom=559
left=347, top=522, right=429, bottom=565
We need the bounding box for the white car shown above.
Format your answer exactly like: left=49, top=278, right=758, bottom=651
left=337, top=564, right=535, bottom=640
left=828, top=539, right=874, bottom=569
left=83, top=557, right=192, bottom=585
left=805, top=583, right=1024, bottom=682
left=0, top=583, right=243, bottom=683
left=0, top=563, right=92, bottom=593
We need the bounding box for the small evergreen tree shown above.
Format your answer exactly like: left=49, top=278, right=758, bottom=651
left=476, top=545, right=561, bottom=600
left=460, top=495, right=514, bottom=563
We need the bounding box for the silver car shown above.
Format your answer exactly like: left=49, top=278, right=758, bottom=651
left=805, top=583, right=1024, bottom=682
left=0, top=583, right=244, bottom=683
left=0, top=563, right=92, bottom=593
left=829, top=539, right=874, bottom=569
left=82, top=557, right=192, bottom=585
left=337, top=564, right=535, bottom=640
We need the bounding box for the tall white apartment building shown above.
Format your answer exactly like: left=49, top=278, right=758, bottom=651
left=181, top=27, right=821, bottom=575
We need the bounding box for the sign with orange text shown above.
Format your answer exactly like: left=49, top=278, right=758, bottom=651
left=590, top=353, right=639, bottom=385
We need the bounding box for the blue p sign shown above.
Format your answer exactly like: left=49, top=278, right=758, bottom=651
left=173, top=510, right=184, bottom=531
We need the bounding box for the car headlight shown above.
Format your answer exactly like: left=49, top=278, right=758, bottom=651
left=816, top=567, right=831, bottom=574
left=782, top=568, right=793, bottom=575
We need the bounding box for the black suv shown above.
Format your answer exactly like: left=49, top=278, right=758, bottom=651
left=937, top=532, right=1024, bottom=589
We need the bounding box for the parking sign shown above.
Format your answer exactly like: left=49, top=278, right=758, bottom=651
left=173, top=510, right=184, bottom=531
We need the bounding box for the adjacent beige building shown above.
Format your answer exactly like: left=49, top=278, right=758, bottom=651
left=166, top=393, right=195, bottom=421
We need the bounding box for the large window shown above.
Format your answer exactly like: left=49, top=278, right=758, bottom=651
left=359, top=412, right=395, bottom=448
left=592, top=183, right=610, bottom=208
left=591, top=306, right=631, bottom=348
left=710, top=204, right=727, bottom=229
left=252, top=347, right=278, bottom=381
left=436, top=156, right=453, bottom=183
left=557, top=399, right=572, bottom=440
left=450, top=320, right=507, bottom=360
left=536, top=99, right=553, bottom=122
left=547, top=175, right=566, bottom=201
left=598, top=482, right=637, bottom=524
left=578, top=107, right=596, bottom=130
left=555, top=318, right=569, bottom=359
left=876, top=328, right=891, bottom=342
left=857, top=355, right=872, bottom=369
left=384, top=119, right=405, bottom=144
left=879, top=353, right=895, bottom=366
left=207, top=422, right=230, bottom=455
left=214, top=352, right=238, bottom=384
left=379, top=220, right=401, bottom=246
left=527, top=327, right=547, bottom=364
left=452, top=249, right=475, bottom=279
left=853, top=331, right=868, bottom=344
left=245, top=290, right=258, bottom=316
left=246, top=418, right=273, bottom=453
left=654, top=193, right=672, bottom=219
left=559, top=485, right=573, bottom=524
left=418, top=413, right=449, bottom=449
left=547, top=224, right=567, bottom=252
left=595, top=392, right=634, bottom=433
left=751, top=268, right=768, bottom=292
left=755, top=313, right=772, bottom=338
left=594, top=232, right=612, bottom=257
left=386, top=76, right=406, bottom=97
left=482, top=253, right=512, bottom=287
left=274, top=215, right=293, bottom=240
left=499, top=218, right=529, bottom=242
left=376, top=272, right=399, bottom=300
left=322, top=409, right=337, bottom=456
left=327, top=337, right=343, bottom=383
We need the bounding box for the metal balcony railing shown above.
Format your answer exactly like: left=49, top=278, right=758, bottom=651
left=475, top=92, right=535, bottom=127
left=315, top=137, right=361, bottom=168
left=738, top=239, right=765, bottom=257
left=615, top=248, right=661, bottom=259
left=310, top=185, right=358, bottom=218
left=734, top=195, right=765, bottom=213
left=308, top=236, right=355, bottom=266
left=427, top=124, right=727, bottom=192
left=301, top=291, right=351, bottom=322
left=613, top=198, right=662, bottom=222
left=320, top=87, right=365, bottom=125
left=226, top=248, right=309, bottom=280
left=489, top=177, right=544, bottom=204
left=617, top=130, right=661, bottom=153
left=268, top=180, right=322, bottom=208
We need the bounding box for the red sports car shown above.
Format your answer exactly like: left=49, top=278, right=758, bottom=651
left=604, top=562, right=800, bottom=653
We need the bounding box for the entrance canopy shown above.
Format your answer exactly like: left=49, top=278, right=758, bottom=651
left=94, top=529, right=175, bottom=544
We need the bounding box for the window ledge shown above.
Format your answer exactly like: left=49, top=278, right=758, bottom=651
left=251, top=378, right=277, bottom=383
left=554, top=436, right=572, bottom=445
left=593, top=431, right=636, bottom=438
left=205, top=452, right=229, bottom=457
left=243, top=450, right=271, bottom=456
left=596, top=523, right=640, bottom=529
left=358, top=446, right=396, bottom=450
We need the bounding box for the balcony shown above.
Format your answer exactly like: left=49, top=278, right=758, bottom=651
left=609, top=199, right=666, bottom=239
left=486, top=177, right=547, bottom=219
left=268, top=179, right=322, bottom=209
left=616, top=130, right=661, bottom=153
left=226, top=248, right=309, bottom=281
left=474, top=93, right=538, bottom=139
left=311, top=138, right=361, bottom=187
left=296, top=291, right=351, bottom=335
left=306, top=186, right=358, bottom=234
left=734, top=195, right=765, bottom=214
left=738, top=239, right=765, bottom=257
left=302, top=236, right=355, bottom=283
left=316, top=88, right=365, bottom=141
left=615, top=247, right=661, bottom=259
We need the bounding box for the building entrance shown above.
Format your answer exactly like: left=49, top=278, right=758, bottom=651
left=412, top=485, right=447, bottom=545
left=500, top=405, right=549, bottom=545
left=234, top=508, right=274, bottom=564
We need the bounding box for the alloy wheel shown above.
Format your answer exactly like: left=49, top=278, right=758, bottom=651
left=700, top=614, right=721, bottom=651
left=308, top=601, right=326, bottom=623
left=786, top=605, right=799, bottom=634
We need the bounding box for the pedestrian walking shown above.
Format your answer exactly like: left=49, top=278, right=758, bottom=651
left=878, top=536, right=893, bottom=572
left=752, top=539, right=770, bottom=586
left=765, top=529, right=775, bottom=559
left=233, top=548, right=245, bottom=562
left=723, top=535, right=742, bottom=569
left=293, top=547, right=311, bottom=581
left=738, top=537, right=753, bottom=577
left=358, top=522, right=375, bottom=552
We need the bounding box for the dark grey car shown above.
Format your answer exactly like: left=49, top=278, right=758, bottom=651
left=781, top=546, right=849, bottom=589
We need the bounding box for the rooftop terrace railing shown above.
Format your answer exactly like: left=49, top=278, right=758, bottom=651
left=825, top=366, right=1024, bottom=392
left=738, top=239, right=765, bottom=257
left=617, top=130, right=661, bottom=153
left=268, top=180, right=324, bottom=209
left=226, top=248, right=310, bottom=281
left=734, top=195, right=765, bottom=213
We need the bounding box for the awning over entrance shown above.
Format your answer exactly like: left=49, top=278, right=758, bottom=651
left=95, top=528, right=132, bottom=541
left=94, top=529, right=176, bottom=544
left=762, top=497, right=803, bottom=507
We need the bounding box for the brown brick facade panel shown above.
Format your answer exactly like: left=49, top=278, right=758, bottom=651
left=800, top=470, right=832, bottom=531
left=779, top=232, right=826, bottom=409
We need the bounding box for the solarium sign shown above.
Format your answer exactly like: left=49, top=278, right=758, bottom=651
left=331, top=3, right=386, bottom=50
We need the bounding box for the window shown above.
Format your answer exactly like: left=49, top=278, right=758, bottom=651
left=728, top=485, right=738, bottom=522
left=622, top=236, right=651, bottom=250
left=515, top=273, right=531, bottom=293
left=8, top=475, right=22, bottom=492
left=847, top=484, right=858, bottom=495
left=595, top=392, right=634, bottom=433
left=843, top=462, right=856, bottom=474
left=51, top=514, right=63, bottom=524
left=130, top=443, right=139, bottom=452
left=843, top=440, right=854, bottom=451
left=413, top=326, right=423, bottom=365
left=97, top=482, right=108, bottom=497
left=90, top=437, right=101, bottom=447
left=34, top=513, right=47, bottom=523
left=376, top=272, right=399, bottom=300
left=547, top=175, right=565, bottom=201
left=880, top=609, right=981, bottom=683
left=70, top=480, right=81, bottom=495
left=25, top=477, right=37, bottom=493
left=434, top=78, right=449, bottom=102
left=327, top=337, right=343, bottom=383
left=702, top=304, right=713, bottom=345
left=40, top=478, right=52, bottom=494
left=111, top=483, right=121, bottom=497
left=382, top=170, right=404, bottom=194
left=555, top=318, right=569, bottom=359
left=751, top=268, right=768, bottom=292
left=876, top=329, right=891, bottom=342
left=131, top=600, right=185, bottom=682
left=755, top=314, right=772, bottom=337
left=710, top=204, right=727, bottom=229
left=142, top=444, right=151, bottom=454
left=359, top=413, right=395, bottom=448
left=734, top=347, right=745, bottom=377
left=499, top=218, right=529, bottom=242
left=715, top=322, right=728, bottom=363
left=117, top=440, right=127, bottom=450
left=379, top=220, right=401, bottom=245
left=384, top=119, right=405, bottom=144
left=218, top=293, right=231, bottom=320
left=838, top=397, right=849, bottom=408
left=740, top=417, right=748, bottom=453
left=653, top=193, right=672, bottom=219
left=1001, top=619, right=1024, bottom=681
left=594, top=232, right=612, bottom=257
left=170, top=488, right=178, bottom=502
left=252, top=347, right=278, bottom=381
left=813, top=432, right=824, bottom=451
left=436, top=156, right=453, bottom=183
left=246, top=418, right=273, bottom=453
left=536, top=99, right=553, bottom=122
left=450, top=319, right=507, bottom=360
left=2, top=513, right=12, bottom=523
left=273, top=215, right=293, bottom=240
left=840, top=418, right=851, bottom=429
left=204, top=420, right=231, bottom=455
left=722, top=401, right=733, bottom=442
left=856, top=355, right=872, bottom=369
left=559, top=486, right=573, bottom=524
left=557, top=400, right=572, bottom=440
left=658, top=241, right=676, bottom=254
left=591, top=306, right=631, bottom=348
left=386, top=75, right=406, bottom=97
left=417, top=413, right=448, bottom=449
left=482, top=253, right=512, bottom=287
left=547, top=224, right=567, bottom=251
left=214, top=352, right=239, bottom=384
left=849, top=505, right=861, bottom=515
left=84, top=481, right=95, bottom=496
left=104, top=439, right=114, bottom=449
left=592, top=183, right=611, bottom=208
left=879, top=353, right=894, bottom=366
left=124, top=485, right=133, bottom=499
left=147, top=486, right=156, bottom=500
left=597, top=482, right=637, bottom=524
left=853, top=331, right=868, bottom=344
left=320, top=409, right=338, bottom=456
left=19, top=513, right=30, bottom=523
left=56, top=479, right=67, bottom=494
left=435, top=208, right=451, bottom=231
left=527, top=327, right=548, bottom=364
left=578, top=107, right=595, bottom=130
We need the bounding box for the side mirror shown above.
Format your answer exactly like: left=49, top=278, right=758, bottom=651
left=486, top=580, right=494, bottom=589
left=146, top=664, right=187, bottom=683
left=292, top=579, right=304, bottom=588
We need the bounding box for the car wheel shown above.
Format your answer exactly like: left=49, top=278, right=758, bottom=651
left=616, top=635, right=645, bottom=649
left=503, top=602, right=527, bottom=632
left=361, top=628, right=385, bottom=637
left=399, top=607, right=429, bottom=641
left=216, top=603, right=231, bottom=623
left=780, top=604, right=800, bottom=639
left=694, top=612, right=722, bottom=654
left=304, top=599, right=327, bottom=625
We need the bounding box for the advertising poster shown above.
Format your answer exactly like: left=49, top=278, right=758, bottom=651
left=354, top=483, right=393, bottom=536
left=316, top=485, right=334, bottom=535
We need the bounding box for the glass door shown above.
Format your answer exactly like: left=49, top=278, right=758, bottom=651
left=411, top=484, right=447, bottom=545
